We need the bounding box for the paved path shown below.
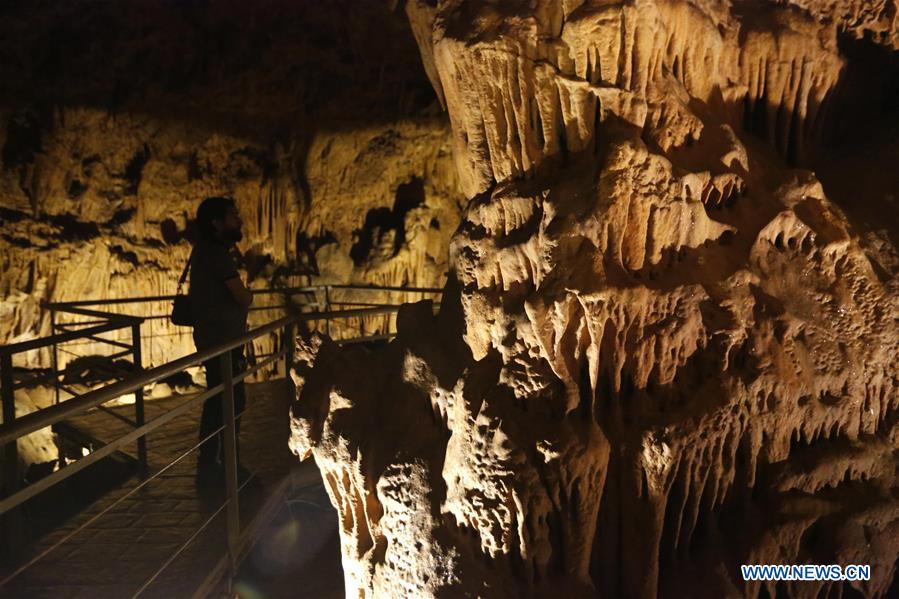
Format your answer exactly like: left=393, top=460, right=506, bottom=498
left=1, top=379, right=331, bottom=598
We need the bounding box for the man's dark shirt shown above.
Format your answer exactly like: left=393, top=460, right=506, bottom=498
left=189, top=239, right=248, bottom=348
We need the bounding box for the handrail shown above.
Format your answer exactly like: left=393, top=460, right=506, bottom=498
left=0, top=341, right=290, bottom=521
left=0, top=382, right=225, bottom=517
left=0, top=320, right=136, bottom=357
left=3, top=283, right=434, bottom=356
left=0, top=305, right=404, bottom=446
left=40, top=283, right=443, bottom=310
left=44, top=294, right=185, bottom=308
left=326, top=283, right=443, bottom=293
left=42, top=288, right=320, bottom=309
left=41, top=304, right=143, bottom=323
left=0, top=315, right=283, bottom=446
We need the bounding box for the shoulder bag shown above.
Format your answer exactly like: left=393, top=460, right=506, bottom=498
left=171, top=253, right=194, bottom=326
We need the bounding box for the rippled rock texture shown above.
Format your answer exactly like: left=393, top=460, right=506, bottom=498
left=291, top=1, right=899, bottom=597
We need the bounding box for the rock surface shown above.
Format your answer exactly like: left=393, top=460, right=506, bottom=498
left=291, top=1, right=899, bottom=597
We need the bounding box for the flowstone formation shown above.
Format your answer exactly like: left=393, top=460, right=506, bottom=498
left=290, top=1, right=899, bottom=597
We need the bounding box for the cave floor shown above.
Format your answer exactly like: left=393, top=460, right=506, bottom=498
left=1, top=380, right=343, bottom=598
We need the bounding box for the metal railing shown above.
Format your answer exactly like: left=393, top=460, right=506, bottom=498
left=0, top=283, right=441, bottom=595
left=44, top=283, right=441, bottom=366
left=0, top=307, right=146, bottom=561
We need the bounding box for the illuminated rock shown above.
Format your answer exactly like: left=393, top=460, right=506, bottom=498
left=291, top=1, right=899, bottom=597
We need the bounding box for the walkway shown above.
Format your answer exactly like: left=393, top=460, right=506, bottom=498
left=1, top=380, right=339, bottom=598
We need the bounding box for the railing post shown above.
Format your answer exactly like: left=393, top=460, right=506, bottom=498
left=284, top=322, right=295, bottom=386
left=0, top=352, right=23, bottom=555
left=131, top=323, right=147, bottom=467
left=50, top=308, right=60, bottom=406
left=324, top=285, right=331, bottom=337
left=220, top=351, right=240, bottom=570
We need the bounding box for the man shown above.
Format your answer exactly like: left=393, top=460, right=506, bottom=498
left=189, top=196, right=253, bottom=478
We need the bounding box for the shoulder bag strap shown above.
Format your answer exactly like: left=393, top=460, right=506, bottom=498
left=176, top=251, right=193, bottom=295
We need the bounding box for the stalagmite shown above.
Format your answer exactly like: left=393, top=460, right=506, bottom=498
left=291, top=1, right=899, bottom=597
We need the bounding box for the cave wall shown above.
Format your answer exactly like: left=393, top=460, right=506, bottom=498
left=291, top=1, right=899, bottom=598
left=0, top=0, right=462, bottom=377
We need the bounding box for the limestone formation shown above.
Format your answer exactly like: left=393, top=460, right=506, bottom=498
left=291, top=1, right=899, bottom=597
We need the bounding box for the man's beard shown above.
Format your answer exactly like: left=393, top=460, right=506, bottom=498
left=223, top=228, right=243, bottom=243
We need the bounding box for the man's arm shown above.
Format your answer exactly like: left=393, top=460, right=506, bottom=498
left=225, top=276, right=253, bottom=309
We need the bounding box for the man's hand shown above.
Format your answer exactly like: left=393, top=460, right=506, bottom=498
left=225, top=277, right=253, bottom=309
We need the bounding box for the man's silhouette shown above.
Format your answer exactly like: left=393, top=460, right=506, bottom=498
left=189, top=196, right=253, bottom=478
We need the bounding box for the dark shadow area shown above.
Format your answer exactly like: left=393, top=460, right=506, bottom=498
left=234, top=483, right=343, bottom=598
left=46, top=213, right=101, bottom=241
left=350, top=177, right=424, bottom=266
left=62, top=354, right=136, bottom=384
left=294, top=230, right=338, bottom=277
left=160, top=218, right=181, bottom=245
left=1, top=109, right=45, bottom=169
left=20, top=454, right=136, bottom=542
left=808, top=35, right=899, bottom=251
left=827, top=33, right=899, bottom=144
left=0, top=0, right=439, bottom=143
left=0, top=435, right=137, bottom=564
left=123, top=144, right=151, bottom=196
